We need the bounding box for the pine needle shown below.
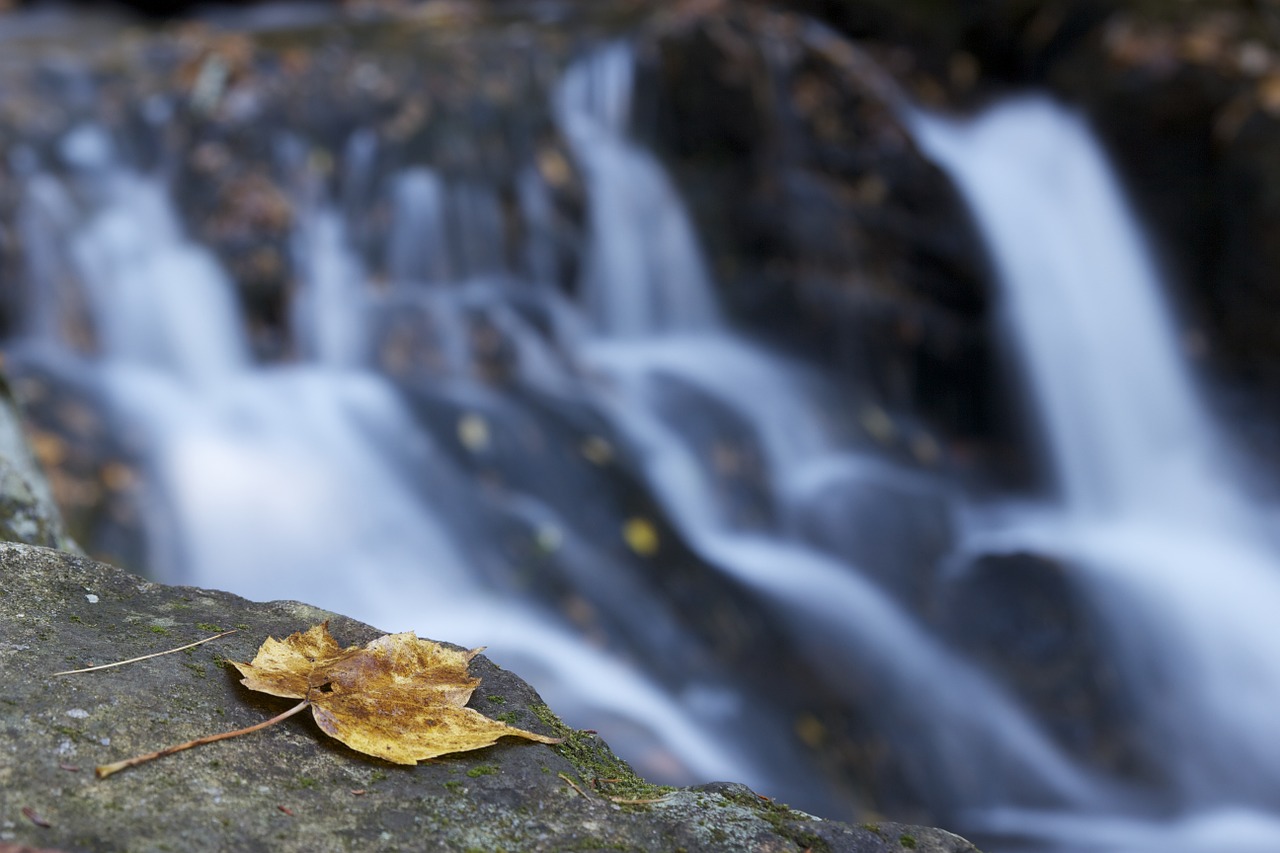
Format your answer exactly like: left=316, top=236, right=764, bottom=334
left=53, top=629, right=238, bottom=676
left=558, top=772, right=592, bottom=799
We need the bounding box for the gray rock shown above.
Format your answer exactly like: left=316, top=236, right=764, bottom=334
left=0, top=378, right=77, bottom=553
left=0, top=542, right=977, bottom=852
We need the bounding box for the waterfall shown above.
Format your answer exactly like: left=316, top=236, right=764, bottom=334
left=555, top=42, right=721, bottom=337
left=19, top=125, right=250, bottom=383
left=914, top=97, right=1280, bottom=849
left=15, top=15, right=1280, bottom=849
left=910, top=98, right=1232, bottom=524
left=0, top=31, right=1107, bottom=829
left=556, top=52, right=1099, bottom=816
left=2, top=43, right=844, bottom=810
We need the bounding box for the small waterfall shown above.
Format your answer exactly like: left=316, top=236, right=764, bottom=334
left=914, top=97, right=1280, bottom=848
left=290, top=206, right=365, bottom=367
left=910, top=99, right=1229, bottom=523
left=4, top=35, right=1110, bottom=826
left=555, top=42, right=721, bottom=337
left=18, top=126, right=249, bottom=383
left=387, top=167, right=452, bottom=284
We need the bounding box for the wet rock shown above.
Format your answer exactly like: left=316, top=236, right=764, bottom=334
left=3, top=358, right=146, bottom=572
left=935, top=549, right=1150, bottom=784
left=0, top=369, right=76, bottom=552
left=1048, top=6, right=1280, bottom=403
left=642, top=370, right=776, bottom=532
left=636, top=6, right=1005, bottom=455
left=791, top=458, right=955, bottom=615
left=0, top=541, right=979, bottom=853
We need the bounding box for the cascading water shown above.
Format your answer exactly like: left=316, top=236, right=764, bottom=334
left=913, top=97, right=1280, bottom=850
left=3, top=37, right=833, bottom=813
left=554, top=41, right=721, bottom=337
left=557, top=46, right=1100, bottom=821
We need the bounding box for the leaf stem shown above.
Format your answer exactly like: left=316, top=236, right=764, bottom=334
left=95, top=698, right=311, bottom=779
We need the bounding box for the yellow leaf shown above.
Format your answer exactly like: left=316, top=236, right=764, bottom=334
left=622, top=517, right=660, bottom=557
left=231, top=622, right=560, bottom=764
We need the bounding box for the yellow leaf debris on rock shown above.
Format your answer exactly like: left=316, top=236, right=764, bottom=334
left=232, top=622, right=561, bottom=764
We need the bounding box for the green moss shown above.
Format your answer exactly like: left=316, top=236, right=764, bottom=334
left=716, top=787, right=828, bottom=853
left=466, top=765, right=497, bottom=778
left=528, top=702, right=673, bottom=803
left=899, top=833, right=918, bottom=849
left=442, top=780, right=464, bottom=792
left=486, top=694, right=505, bottom=704
left=370, top=770, right=388, bottom=783
left=148, top=625, right=169, bottom=635
left=68, top=614, right=82, bottom=623
left=196, top=622, right=223, bottom=632
left=295, top=777, right=318, bottom=789
left=181, top=662, right=207, bottom=679
left=494, top=711, right=519, bottom=724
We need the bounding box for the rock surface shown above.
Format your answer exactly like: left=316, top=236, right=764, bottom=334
left=0, top=375, right=75, bottom=553
left=0, top=542, right=978, bottom=853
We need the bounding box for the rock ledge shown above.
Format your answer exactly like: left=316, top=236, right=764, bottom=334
left=0, top=542, right=976, bottom=852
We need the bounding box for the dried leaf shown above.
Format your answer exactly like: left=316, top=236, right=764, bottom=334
left=95, top=622, right=560, bottom=779
left=230, top=622, right=560, bottom=764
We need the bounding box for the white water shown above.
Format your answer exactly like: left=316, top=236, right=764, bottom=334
left=556, top=51, right=1097, bottom=815
left=914, top=97, right=1280, bottom=846
left=911, top=99, right=1237, bottom=524
left=555, top=42, right=721, bottom=337
left=291, top=207, right=364, bottom=366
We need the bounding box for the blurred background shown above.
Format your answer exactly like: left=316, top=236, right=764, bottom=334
left=3, top=1, right=1280, bottom=850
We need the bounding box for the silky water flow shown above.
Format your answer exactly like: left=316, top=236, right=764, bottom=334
left=9, top=35, right=1280, bottom=852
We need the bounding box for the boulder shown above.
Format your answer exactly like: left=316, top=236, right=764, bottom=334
left=1, top=359, right=146, bottom=573
left=933, top=550, right=1150, bottom=785
left=0, top=541, right=978, bottom=852
left=0, top=373, right=75, bottom=552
